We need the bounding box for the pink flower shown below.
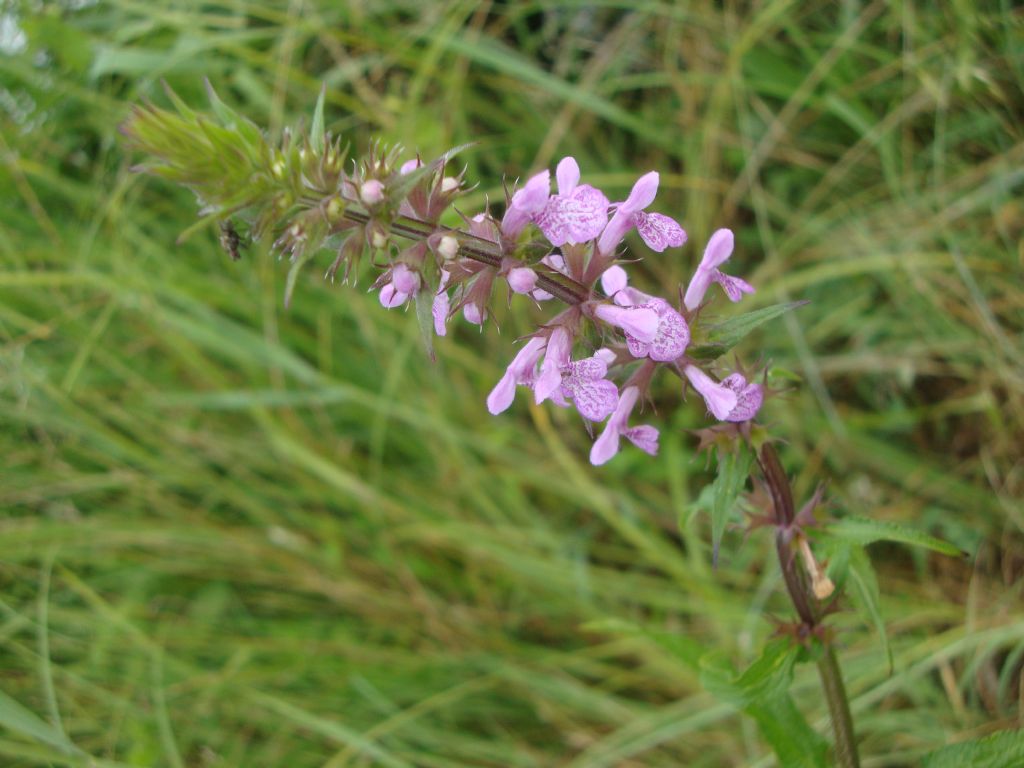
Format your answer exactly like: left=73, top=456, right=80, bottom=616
left=486, top=336, right=547, bottom=415
left=720, top=373, right=764, bottom=422
left=533, top=157, right=609, bottom=245
left=399, top=158, right=423, bottom=174
left=378, top=264, right=421, bottom=309
left=596, top=172, right=686, bottom=255
left=623, top=299, right=690, bottom=362
left=594, top=303, right=662, bottom=344
left=534, top=327, right=571, bottom=404
left=507, top=267, right=538, bottom=294
left=683, top=366, right=762, bottom=422
left=558, top=354, right=619, bottom=422
left=590, top=386, right=659, bottom=465
left=683, top=229, right=755, bottom=311
left=600, top=264, right=653, bottom=307
left=432, top=269, right=451, bottom=336
left=501, top=170, right=550, bottom=238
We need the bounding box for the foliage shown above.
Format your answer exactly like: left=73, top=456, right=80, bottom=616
left=0, top=2, right=1021, bottom=766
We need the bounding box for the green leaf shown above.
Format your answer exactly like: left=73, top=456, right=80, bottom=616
left=689, top=301, right=808, bottom=361
left=825, top=517, right=964, bottom=557
left=413, top=290, right=436, bottom=363
left=922, top=729, right=1024, bottom=768
left=310, top=84, right=327, bottom=155
left=700, top=640, right=828, bottom=768
left=283, top=251, right=316, bottom=309
left=708, top=444, right=753, bottom=566
left=828, top=544, right=892, bottom=672
left=0, top=689, right=83, bottom=756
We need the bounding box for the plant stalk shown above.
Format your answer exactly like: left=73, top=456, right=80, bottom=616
left=759, top=443, right=860, bottom=768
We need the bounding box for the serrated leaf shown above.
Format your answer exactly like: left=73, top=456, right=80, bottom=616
left=825, top=517, right=964, bottom=557
left=922, top=729, right=1024, bottom=768
left=708, top=444, right=752, bottom=566
left=700, top=640, right=828, bottom=768
left=413, top=290, right=436, bottom=363
left=310, top=84, right=327, bottom=155
left=689, top=301, right=808, bottom=361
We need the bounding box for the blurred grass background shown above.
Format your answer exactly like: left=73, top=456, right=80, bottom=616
left=1, top=1, right=1022, bottom=766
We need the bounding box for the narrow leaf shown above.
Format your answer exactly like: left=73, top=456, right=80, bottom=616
left=689, top=301, right=808, bottom=361
left=310, top=83, right=327, bottom=155
left=283, top=251, right=316, bottom=309
left=709, top=444, right=753, bottom=566
left=825, top=516, right=964, bottom=557
left=0, top=689, right=82, bottom=756
left=923, top=729, right=1024, bottom=768
left=413, top=290, right=436, bottom=363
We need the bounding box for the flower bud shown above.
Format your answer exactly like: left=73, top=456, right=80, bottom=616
left=392, top=263, right=421, bottom=295
left=463, top=303, right=486, bottom=325
left=507, top=267, right=537, bottom=295
left=440, top=176, right=459, bottom=193
left=360, top=179, right=386, bottom=205
left=437, top=235, right=459, bottom=261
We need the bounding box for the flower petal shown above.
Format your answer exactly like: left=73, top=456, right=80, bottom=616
left=569, top=378, right=618, bottom=422
left=701, top=228, right=734, bottom=270
left=534, top=327, right=571, bottom=404
left=648, top=305, right=690, bottom=362
left=622, top=171, right=659, bottom=213
left=721, top=373, right=764, bottom=422
left=601, top=265, right=628, bottom=296
left=555, top=156, right=580, bottom=195
left=624, top=425, right=659, bottom=455
left=507, top=267, right=538, bottom=294
left=684, top=365, right=738, bottom=421
left=595, top=304, right=659, bottom=343
left=635, top=211, right=687, bottom=252
left=432, top=291, right=449, bottom=336
left=712, top=271, right=755, bottom=302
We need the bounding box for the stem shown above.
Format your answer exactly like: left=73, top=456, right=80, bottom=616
left=339, top=205, right=591, bottom=306
left=758, top=443, right=860, bottom=768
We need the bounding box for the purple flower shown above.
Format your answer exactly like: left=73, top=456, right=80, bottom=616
left=558, top=354, right=619, bottom=422
left=432, top=270, right=451, bottom=336
left=594, top=303, right=660, bottom=343
left=534, top=327, right=571, bottom=404
left=487, top=336, right=547, bottom=415
left=399, top=158, right=423, bottom=174
left=534, top=157, right=609, bottom=245
left=623, top=299, right=690, bottom=362
left=378, top=264, right=421, bottom=309
left=501, top=170, right=550, bottom=238
left=683, top=229, right=755, bottom=311
left=596, top=172, right=686, bottom=255
left=720, top=373, right=764, bottom=422
left=590, top=386, right=659, bottom=466
left=684, top=364, right=741, bottom=421
left=600, top=264, right=654, bottom=307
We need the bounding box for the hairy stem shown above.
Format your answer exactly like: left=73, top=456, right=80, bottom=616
left=759, top=443, right=860, bottom=768
left=338, top=206, right=591, bottom=305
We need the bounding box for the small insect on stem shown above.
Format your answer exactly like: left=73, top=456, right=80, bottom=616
left=219, top=220, right=244, bottom=261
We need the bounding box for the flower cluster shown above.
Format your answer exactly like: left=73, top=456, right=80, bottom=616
left=366, top=155, right=763, bottom=465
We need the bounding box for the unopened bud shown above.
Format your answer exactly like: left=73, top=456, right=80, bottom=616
left=437, top=235, right=458, bottom=261
left=271, top=158, right=286, bottom=179
left=371, top=230, right=388, bottom=249
left=392, top=264, right=421, bottom=295
left=507, top=267, right=537, bottom=295
left=360, top=179, right=386, bottom=206
left=326, top=196, right=345, bottom=221
left=440, top=176, right=459, bottom=193
left=463, top=304, right=486, bottom=325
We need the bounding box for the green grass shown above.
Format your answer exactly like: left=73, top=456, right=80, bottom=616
left=1, top=1, right=1022, bottom=766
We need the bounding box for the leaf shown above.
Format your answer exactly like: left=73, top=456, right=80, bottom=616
left=283, top=251, right=316, bottom=309
left=828, top=544, right=892, bottom=672
left=825, top=517, right=964, bottom=557
left=413, top=290, right=436, bottom=363
left=700, top=640, right=828, bottom=768
left=922, top=729, right=1024, bottom=768
left=708, top=444, right=753, bottom=566
left=0, top=689, right=83, bottom=756
left=310, top=83, right=327, bottom=155
left=689, top=301, right=808, bottom=361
